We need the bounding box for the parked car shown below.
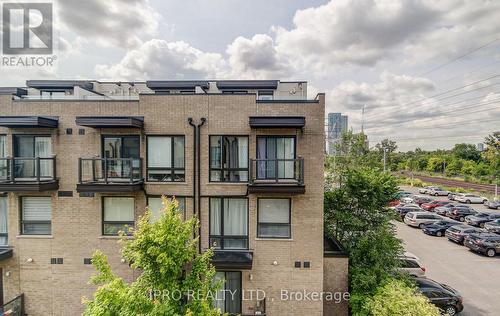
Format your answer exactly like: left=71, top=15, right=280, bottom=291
left=428, top=187, right=450, bottom=196
left=448, top=192, right=458, bottom=201
left=413, top=195, right=434, bottom=205
left=419, top=186, right=438, bottom=194
left=397, top=256, right=426, bottom=277
left=484, top=219, right=500, bottom=234
left=445, top=225, right=485, bottom=245
left=485, top=200, right=500, bottom=210
left=396, top=190, right=413, bottom=199
left=465, top=233, right=500, bottom=257
left=421, top=200, right=451, bottom=212
left=422, top=220, right=457, bottom=237
left=465, top=212, right=500, bottom=228
left=455, top=193, right=488, bottom=204
left=435, top=204, right=468, bottom=216
left=396, top=204, right=422, bottom=219
left=446, top=207, right=477, bottom=222
left=404, top=212, right=444, bottom=228
left=415, top=277, right=464, bottom=316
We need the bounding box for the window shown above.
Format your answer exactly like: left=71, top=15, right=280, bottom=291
left=257, top=198, right=291, bottom=238
left=102, top=135, right=140, bottom=179
left=147, top=196, right=186, bottom=222
left=213, top=271, right=241, bottom=315
left=257, top=90, right=274, bottom=100
left=147, top=136, right=185, bottom=182
left=103, top=197, right=135, bottom=235
left=21, top=197, right=51, bottom=235
left=210, top=136, right=248, bottom=182
left=0, top=197, right=7, bottom=245
left=209, top=198, right=248, bottom=249
left=14, top=135, right=52, bottom=178
left=256, top=137, right=295, bottom=179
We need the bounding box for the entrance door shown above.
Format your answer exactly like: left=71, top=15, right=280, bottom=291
left=102, top=136, right=140, bottom=179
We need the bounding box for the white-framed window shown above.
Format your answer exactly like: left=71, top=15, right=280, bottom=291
left=103, top=197, right=134, bottom=235
left=147, top=196, right=186, bottom=222
left=21, top=196, right=52, bottom=235
left=257, top=198, right=291, bottom=238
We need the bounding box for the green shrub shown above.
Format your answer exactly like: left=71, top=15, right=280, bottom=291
left=366, top=279, right=441, bottom=316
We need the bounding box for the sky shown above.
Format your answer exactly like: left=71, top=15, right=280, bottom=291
left=1, top=0, right=499, bottom=151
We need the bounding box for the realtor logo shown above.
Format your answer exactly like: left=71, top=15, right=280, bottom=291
left=2, top=2, right=53, bottom=54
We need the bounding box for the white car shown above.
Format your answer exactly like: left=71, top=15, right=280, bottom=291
left=401, top=197, right=415, bottom=204
left=397, top=256, right=426, bottom=277
left=404, top=212, right=444, bottom=228
left=419, top=186, right=438, bottom=194
left=455, top=193, right=488, bottom=204
left=428, top=187, right=450, bottom=196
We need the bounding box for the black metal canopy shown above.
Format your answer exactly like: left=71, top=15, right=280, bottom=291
left=0, top=116, right=58, bottom=128
left=212, top=250, right=253, bottom=270
left=75, top=116, right=144, bottom=128
left=216, top=80, right=278, bottom=90
left=249, top=116, right=306, bottom=129
left=0, top=247, right=13, bottom=261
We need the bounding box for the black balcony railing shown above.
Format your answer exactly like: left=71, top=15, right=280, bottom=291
left=0, top=294, right=25, bottom=316
left=0, top=157, right=56, bottom=183
left=78, top=157, right=143, bottom=184
left=249, top=157, right=304, bottom=185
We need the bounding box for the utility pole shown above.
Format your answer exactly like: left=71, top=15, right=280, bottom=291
left=361, top=105, right=365, bottom=134
left=383, top=148, right=387, bottom=172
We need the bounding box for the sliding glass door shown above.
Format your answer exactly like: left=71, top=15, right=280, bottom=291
left=13, top=135, right=52, bottom=179
left=257, top=136, right=295, bottom=180
left=102, top=136, right=140, bottom=179
left=213, top=271, right=241, bottom=315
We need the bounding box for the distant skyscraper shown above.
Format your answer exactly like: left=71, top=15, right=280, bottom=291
left=327, top=112, right=348, bottom=155
left=477, top=143, right=485, bottom=151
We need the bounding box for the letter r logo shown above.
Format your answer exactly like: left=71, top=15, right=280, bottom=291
left=2, top=3, right=53, bottom=54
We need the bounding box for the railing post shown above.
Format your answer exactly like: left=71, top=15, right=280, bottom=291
left=78, top=158, right=82, bottom=183
left=249, top=159, right=253, bottom=184
left=300, top=157, right=304, bottom=185
left=103, top=157, right=108, bottom=184
left=275, top=159, right=279, bottom=183
left=91, top=158, right=96, bottom=182
left=9, top=157, right=14, bottom=183
left=36, top=157, right=41, bottom=182
left=129, top=158, right=133, bottom=183
left=52, top=155, right=56, bottom=180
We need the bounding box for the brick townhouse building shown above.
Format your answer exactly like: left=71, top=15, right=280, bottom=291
left=0, top=80, right=348, bottom=315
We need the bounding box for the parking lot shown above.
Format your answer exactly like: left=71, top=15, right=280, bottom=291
left=396, top=186, right=500, bottom=316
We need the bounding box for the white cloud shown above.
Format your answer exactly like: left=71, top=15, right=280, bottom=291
left=95, top=39, right=226, bottom=80
left=57, top=0, right=160, bottom=48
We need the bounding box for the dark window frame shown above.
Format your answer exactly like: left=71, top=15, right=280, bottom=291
left=146, top=195, right=187, bottom=221
left=215, top=271, right=242, bottom=315
left=209, top=135, right=249, bottom=183
left=101, top=134, right=141, bottom=179
left=102, top=196, right=135, bottom=236
left=209, top=196, right=249, bottom=250
left=13, top=134, right=52, bottom=157
left=20, top=196, right=52, bottom=235
left=0, top=196, right=7, bottom=244
left=256, top=135, right=297, bottom=180
left=146, top=135, right=186, bottom=182
left=257, top=197, right=292, bottom=239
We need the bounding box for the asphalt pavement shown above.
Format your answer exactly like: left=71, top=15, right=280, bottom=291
left=396, top=186, right=500, bottom=316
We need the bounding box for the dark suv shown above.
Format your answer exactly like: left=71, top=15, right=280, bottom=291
left=465, top=233, right=500, bottom=257
left=415, top=277, right=463, bottom=316
left=465, top=212, right=500, bottom=228
left=447, top=207, right=477, bottom=222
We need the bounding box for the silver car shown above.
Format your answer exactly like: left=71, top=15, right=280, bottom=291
left=428, top=187, right=450, bottom=196
left=404, top=212, right=444, bottom=228
left=397, top=256, right=426, bottom=277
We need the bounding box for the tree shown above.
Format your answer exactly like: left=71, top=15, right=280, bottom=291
left=484, top=131, right=500, bottom=151
left=367, top=279, right=440, bottom=316
left=452, top=143, right=481, bottom=162
left=324, top=168, right=403, bottom=315
left=375, top=139, right=398, bottom=155
left=83, top=198, right=222, bottom=316
left=426, top=157, right=444, bottom=173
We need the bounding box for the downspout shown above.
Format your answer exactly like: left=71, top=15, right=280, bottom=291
left=188, top=118, right=197, bottom=242
left=197, top=118, right=206, bottom=253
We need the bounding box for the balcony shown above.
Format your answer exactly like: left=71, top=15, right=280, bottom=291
left=0, top=157, right=59, bottom=192
left=77, top=158, right=144, bottom=193
left=0, top=294, right=25, bottom=316
left=248, top=158, right=305, bottom=194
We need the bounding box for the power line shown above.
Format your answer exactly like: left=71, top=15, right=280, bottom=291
left=417, top=37, right=500, bottom=77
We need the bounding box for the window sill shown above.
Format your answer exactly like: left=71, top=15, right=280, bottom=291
left=16, top=235, right=53, bottom=239
left=255, top=238, right=293, bottom=241
left=98, top=236, right=134, bottom=240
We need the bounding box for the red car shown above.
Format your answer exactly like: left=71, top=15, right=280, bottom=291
left=421, top=200, right=451, bottom=212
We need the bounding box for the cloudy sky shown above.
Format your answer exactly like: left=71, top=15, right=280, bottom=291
left=1, top=0, right=500, bottom=151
